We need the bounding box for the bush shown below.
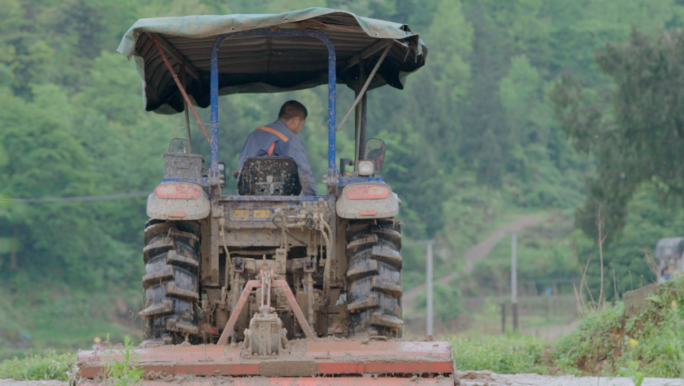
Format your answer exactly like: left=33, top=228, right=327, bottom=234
left=553, top=274, right=684, bottom=377
left=449, top=334, right=549, bottom=374
left=0, top=351, right=76, bottom=381
left=413, top=282, right=464, bottom=322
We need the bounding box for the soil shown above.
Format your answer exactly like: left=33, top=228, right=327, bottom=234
left=5, top=371, right=684, bottom=386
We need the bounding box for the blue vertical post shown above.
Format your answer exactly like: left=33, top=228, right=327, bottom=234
left=210, top=37, right=223, bottom=176
left=320, top=34, right=337, bottom=180
left=209, top=29, right=336, bottom=188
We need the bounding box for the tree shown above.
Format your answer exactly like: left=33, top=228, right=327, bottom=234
left=551, top=28, right=684, bottom=241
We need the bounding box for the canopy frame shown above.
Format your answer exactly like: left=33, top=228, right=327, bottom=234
left=208, top=29, right=338, bottom=189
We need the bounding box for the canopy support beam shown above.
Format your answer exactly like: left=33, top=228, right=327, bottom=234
left=336, top=43, right=392, bottom=133
left=146, top=33, right=201, bottom=82
left=354, top=59, right=367, bottom=168
left=210, top=29, right=337, bottom=185
left=343, top=40, right=392, bottom=74
left=181, top=64, right=193, bottom=153
left=151, top=36, right=211, bottom=142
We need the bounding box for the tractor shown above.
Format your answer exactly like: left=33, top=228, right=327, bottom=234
left=77, top=8, right=457, bottom=385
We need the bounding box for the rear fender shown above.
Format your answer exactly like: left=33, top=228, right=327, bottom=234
left=336, top=182, right=399, bottom=219
left=147, top=182, right=210, bottom=220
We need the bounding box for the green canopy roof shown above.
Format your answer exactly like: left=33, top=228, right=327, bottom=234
left=118, top=7, right=428, bottom=114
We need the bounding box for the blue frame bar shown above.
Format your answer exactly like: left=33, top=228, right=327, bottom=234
left=210, top=29, right=337, bottom=187
left=338, top=177, right=384, bottom=186
left=162, top=177, right=220, bottom=185
left=221, top=195, right=329, bottom=202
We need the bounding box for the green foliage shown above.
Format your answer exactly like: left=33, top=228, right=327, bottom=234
left=412, top=282, right=464, bottom=322
left=467, top=213, right=578, bottom=298
left=449, top=334, right=549, bottom=374
left=104, top=336, right=145, bottom=386
left=553, top=274, right=684, bottom=377
left=3, top=0, right=684, bottom=362
left=618, top=361, right=646, bottom=386
left=0, top=283, right=142, bottom=362
left=551, top=26, right=684, bottom=241
left=572, top=183, right=684, bottom=301
left=0, top=351, right=76, bottom=381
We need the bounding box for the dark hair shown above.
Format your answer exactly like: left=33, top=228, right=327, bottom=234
left=278, top=100, right=308, bottom=120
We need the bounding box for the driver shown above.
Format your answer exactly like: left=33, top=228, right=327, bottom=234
left=237, top=100, right=317, bottom=196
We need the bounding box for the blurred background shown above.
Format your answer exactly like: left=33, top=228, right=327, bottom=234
left=2, top=0, right=684, bottom=360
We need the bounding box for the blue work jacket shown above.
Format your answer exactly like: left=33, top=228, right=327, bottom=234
left=237, top=119, right=317, bottom=196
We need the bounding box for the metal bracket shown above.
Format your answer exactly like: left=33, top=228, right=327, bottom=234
left=146, top=32, right=201, bottom=82
left=217, top=273, right=315, bottom=344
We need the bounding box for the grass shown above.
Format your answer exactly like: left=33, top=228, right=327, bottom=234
left=552, top=274, right=684, bottom=377
left=3, top=272, right=684, bottom=381
left=450, top=274, right=684, bottom=378
left=0, top=282, right=143, bottom=361
left=0, top=337, right=143, bottom=384
left=0, top=351, right=77, bottom=381
left=103, top=336, right=145, bottom=386
left=449, top=334, right=550, bottom=374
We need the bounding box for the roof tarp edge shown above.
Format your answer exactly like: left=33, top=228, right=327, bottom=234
left=117, top=8, right=418, bottom=58
left=117, top=8, right=428, bottom=114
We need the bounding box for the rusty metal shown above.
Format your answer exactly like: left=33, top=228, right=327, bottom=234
left=123, top=12, right=447, bottom=384
left=208, top=213, right=220, bottom=286
left=77, top=340, right=455, bottom=382
left=217, top=273, right=315, bottom=345
left=150, top=36, right=210, bottom=142
left=83, top=379, right=452, bottom=386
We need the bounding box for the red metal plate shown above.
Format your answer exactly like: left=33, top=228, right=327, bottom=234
left=173, top=363, right=259, bottom=376
left=78, top=345, right=240, bottom=364
left=317, top=361, right=454, bottom=375
left=306, top=341, right=453, bottom=359
left=81, top=377, right=455, bottom=386
left=78, top=340, right=455, bottom=379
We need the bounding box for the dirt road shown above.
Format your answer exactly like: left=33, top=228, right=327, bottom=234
left=403, top=214, right=545, bottom=313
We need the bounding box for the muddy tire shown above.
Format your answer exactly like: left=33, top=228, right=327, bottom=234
left=141, top=219, right=201, bottom=344
left=346, top=219, right=403, bottom=338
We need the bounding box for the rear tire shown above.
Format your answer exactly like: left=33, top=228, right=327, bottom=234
left=346, top=219, right=403, bottom=338
left=141, top=219, right=201, bottom=344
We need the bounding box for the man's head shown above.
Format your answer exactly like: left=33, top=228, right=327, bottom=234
left=278, top=100, right=308, bottom=134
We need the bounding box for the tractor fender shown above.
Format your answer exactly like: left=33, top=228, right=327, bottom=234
left=336, top=182, right=400, bottom=219
left=147, top=182, right=210, bottom=221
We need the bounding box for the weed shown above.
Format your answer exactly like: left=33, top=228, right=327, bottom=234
left=103, top=336, right=144, bottom=386
left=554, top=273, right=684, bottom=377
left=449, top=334, right=549, bottom=374
left=617, top=361, right=645, bottom=386
left=0, top=351, right=76, bottom=381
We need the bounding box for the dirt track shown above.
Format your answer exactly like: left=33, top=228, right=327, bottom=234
left=403, top=214, right=545, bottom=313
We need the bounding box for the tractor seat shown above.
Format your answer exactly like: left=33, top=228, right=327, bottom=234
left=237, top=157, right=302, bottom=196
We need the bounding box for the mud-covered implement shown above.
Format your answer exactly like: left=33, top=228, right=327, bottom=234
left=81, top=7, right=456, bottom=386
left=78, top=273, right=456, bottom=384
left=78, top=270, right=456, bottom=384
left=78, top=340, right=455, bottom=385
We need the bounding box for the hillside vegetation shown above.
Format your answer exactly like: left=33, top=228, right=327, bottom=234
left=3, top=0, right=684, bottom=358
